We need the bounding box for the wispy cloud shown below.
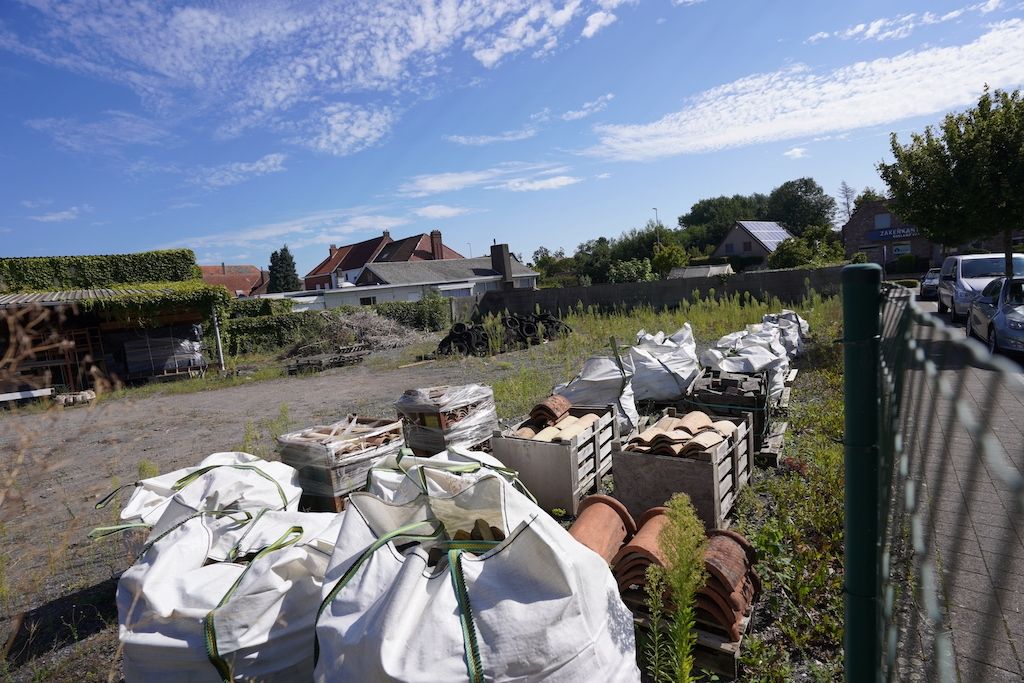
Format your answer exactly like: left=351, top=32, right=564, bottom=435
left=29, top=204, right=93, bottom=223
left=25, top=111, right=174, bottom=153
left=20, top=199, right=51, bottom=209
left=399, top=162, right=573, bottom=196
left=582, top=11, right=618, bottom=38
left=1, top=1, right=608, bottom=155
left=444, top=126, right=537, bottom=146
left=413, top=205, right=472, bottom=219
left=562, top=93, right=614, bottom=120
left=489, top=175, right=582, bottom=191
left=189, top=153, right=288, bottom=188
left=806, top=0, right=1002, bottom=44
left=783, top=146, right=807, bottom=159
left=592, top=19, right=1024, bottom=161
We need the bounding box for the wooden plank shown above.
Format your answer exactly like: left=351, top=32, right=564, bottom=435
left=0, top=387, right=53, bottom=403
left=785, top=368, right=798, bottom=386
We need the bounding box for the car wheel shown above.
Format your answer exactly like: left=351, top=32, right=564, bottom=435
left=966, top=319, right=974, bottom=339
left=938, top=298, right=948, bottom=314
left=988, top=328, right=998, bottom=356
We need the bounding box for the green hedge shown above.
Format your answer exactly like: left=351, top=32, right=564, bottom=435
left=0, top=249, right=200, bottom=292
left=76, top=281, right=231, bottom=321
left=374, top=293, right=449, bottom=331
left=227, top=297, right=294, bottom=319
left=224, top=311, right=331, bottom=355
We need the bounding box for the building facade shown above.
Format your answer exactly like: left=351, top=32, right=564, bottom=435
left=841, top=200, right=942, bottom=267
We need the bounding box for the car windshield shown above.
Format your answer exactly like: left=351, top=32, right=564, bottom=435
left=1008, top=281, right=1024, bottom=306
left=961, top=256, right=1024, bottom=278
left=925, top=269, right=940, bottom=278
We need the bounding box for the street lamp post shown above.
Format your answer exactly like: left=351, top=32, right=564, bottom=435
left=653, top=208, right=661, bottom=245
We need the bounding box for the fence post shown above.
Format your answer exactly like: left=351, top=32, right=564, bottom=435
left=842, top=263, right=882, bottom=683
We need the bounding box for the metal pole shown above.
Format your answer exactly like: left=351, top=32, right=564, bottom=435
left=211, top=308, right=226, bottom=374
left=842, top=263, right=882, bottom=683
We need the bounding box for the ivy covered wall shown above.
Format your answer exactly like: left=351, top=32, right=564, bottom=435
left=0, top=249, right=200, bottom=292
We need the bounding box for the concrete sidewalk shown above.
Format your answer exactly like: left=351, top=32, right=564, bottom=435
left=900, top=301, right=1024, bottom=681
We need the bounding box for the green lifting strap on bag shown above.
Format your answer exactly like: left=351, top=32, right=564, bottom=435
left=172, top=464, right=291, bottom=510
left=366, top=451, right=538, bottom=505
left=204, top=524, right=305, bottom=683
left=94, top=482, right=139, bottom=510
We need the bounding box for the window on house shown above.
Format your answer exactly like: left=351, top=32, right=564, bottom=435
left=742, top=241, right=752, bottom=253
left=725, top=243, right=735, bottom=254
left=359, top=296, right=376, bottom=306
left=874, top=213, right=892, bottom=230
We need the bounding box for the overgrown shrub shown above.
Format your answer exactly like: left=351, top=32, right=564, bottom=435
left=227, top=298, right=294, bottom=319
left=0, top=249, right=199, bottom=292
left=374, top=291, right=449, bottom=331
left=224, top=311, right=331, bottom=355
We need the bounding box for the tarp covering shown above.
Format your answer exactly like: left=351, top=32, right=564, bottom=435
left=395, top=384, right=498, bottom=452
left=555, top=355, right=638, bottom=431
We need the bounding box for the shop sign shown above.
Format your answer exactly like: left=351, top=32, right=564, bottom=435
left=867, top=226, right=919, bottom=241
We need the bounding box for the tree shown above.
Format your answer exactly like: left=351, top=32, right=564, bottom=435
left=838, top=181, right=856, bottom=223
left=268, top=244, right=301, bottom=293
left=608, top=258, right=656, bottom=283
left=766, top=177, right=837, bottom=236
left=852, top=187, right=886, bottom=213
left=574, top=237, right=614, bottom=284
left=677, top=193, right=769, bottom=248
left=879, top=87, right=1024, bottom=277
left=767, top=237, right=813, bottom=269
left=652, top=243, right=689, bottom=277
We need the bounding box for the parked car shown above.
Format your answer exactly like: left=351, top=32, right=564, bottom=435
left=937, top=253, right=1024, bottom=322
left=919, top=268, right=940, bottom=299
left=967, top=277, right=1024, bottom=354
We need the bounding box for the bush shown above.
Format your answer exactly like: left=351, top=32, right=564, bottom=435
left=224, top=311, right=331, bottom=355
left=227, top=298, right=294, bottom=319
left=0, top=249, right=199, bottom=292
left=767, top=238, right=813, bottom=269
left=890, top=278, right=920, bottom=288
left=850, top=251, right=869, bottom=263
left=608, top=258, right=656, bottom=283
left=374, top=292, right=450, bottom=331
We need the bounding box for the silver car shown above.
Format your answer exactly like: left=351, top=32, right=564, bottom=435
left=967, top=277, right=1024, bottom=355
left=919, top=267, right=940, bottom=299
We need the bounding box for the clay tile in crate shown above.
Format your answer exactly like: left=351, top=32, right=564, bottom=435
left=611, top=507, right=669, bottom=589
left=569, top=495, right=638, bottom=563
left=529, top=395, right=573, bottom=424
left=696, top=591, right=743, bottom=641
left=704, top=547, right=750, bottom=613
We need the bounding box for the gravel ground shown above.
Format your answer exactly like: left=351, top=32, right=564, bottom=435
left=0, top=347, right=541, bottom=682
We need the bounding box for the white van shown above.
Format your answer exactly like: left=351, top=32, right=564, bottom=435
left=937, top=253, right=1024, bottom=321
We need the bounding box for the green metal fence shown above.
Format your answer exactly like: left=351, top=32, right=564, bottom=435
left=843, top=263, right=1024, bottom=681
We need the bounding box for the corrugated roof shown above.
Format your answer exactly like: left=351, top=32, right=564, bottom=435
left=0, top=288, right=169, bottom=308
left=359, top=257, right=538, bottom=286
left=736, top=221, right=793, bottom=252
left=667, top=264, right=735, bottom=279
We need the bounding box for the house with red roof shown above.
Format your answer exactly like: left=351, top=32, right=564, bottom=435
left=199, top=264, right=270, bottom=297
left=303, top=229, right=463, bottom=291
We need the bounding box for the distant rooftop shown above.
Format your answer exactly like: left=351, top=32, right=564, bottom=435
left=736, top=221, right=793, bottom=252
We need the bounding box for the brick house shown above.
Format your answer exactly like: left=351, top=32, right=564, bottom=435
left=712, top=221, right=793, bottom=262
left=841, top=200, right=942, bottom=268
left=303, top=229, right=463, bottom=290
left=199, top=264, right=269, bottom=297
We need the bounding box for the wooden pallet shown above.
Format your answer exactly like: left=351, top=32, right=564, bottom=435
left=755, top=421, right=788, bottom=468
left=631, top=601, right=752, bottom=680
left=286, top=345, right=369, bottom=375
left=784, top=368, right=799, bottom=387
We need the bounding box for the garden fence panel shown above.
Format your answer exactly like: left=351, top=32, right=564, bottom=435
left=843, top=263, right=1024, bottom=682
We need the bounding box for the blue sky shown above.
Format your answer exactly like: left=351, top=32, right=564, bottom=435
left=2, top=0, right=1023, bottom=276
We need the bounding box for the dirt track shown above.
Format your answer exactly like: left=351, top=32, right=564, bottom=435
left=0, top=349, right=534, bottom=681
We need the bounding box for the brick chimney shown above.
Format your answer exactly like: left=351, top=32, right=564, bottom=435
left=329, top=244, right=338, bottom=257
left=430, top=229, right=444, bottom=260
left=382, top=230, right=391, bottom=241
left=490, top=243, right=514, bottom=289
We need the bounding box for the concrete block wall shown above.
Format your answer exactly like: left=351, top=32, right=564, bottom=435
left=471, top=265, right=843, bottom=318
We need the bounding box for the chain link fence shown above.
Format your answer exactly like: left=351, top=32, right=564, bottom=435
left=843, top=264, right=1024, bottom=681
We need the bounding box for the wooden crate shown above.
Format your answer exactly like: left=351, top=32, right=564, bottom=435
left=755, top=420, right=789, bottom=468
left=611, top=411, right=751, bottom=530
left=277, top=415, right=404, bottom=510
left=489, top=404, right=618, bottom=515
left=682, top=369, right=771, bottom=451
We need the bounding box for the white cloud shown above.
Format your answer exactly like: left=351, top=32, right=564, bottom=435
left=445, top=126, right=537, bottom=145
left=189, top=153, right=288, bottom=188
left=807, top=0, right=1001, bottom=44
left=20, top=199, right=51, bottom=209
left=592, top=20, right=1024, bottom=161
left=399, top=162, right=562, bottom=196
left=783, top=146, right=807, bottom=159
left=2, top=1, right=606, bottom=154
left=293, top=104, right=395, bottom=156
left=25, top=111, right=174, bottom=153
left=672, top=0, right=706, bottom=5
left=413, top=204, right=472, bottom=218
left=491, top=175, right=582, bottom=191
left=582, top=11, right=617, bottom=38
left=596, top=172, right=612, bottom=179
left=562, top=93, right=615, bottom=120
left=29, top=204, right=93, bottom=223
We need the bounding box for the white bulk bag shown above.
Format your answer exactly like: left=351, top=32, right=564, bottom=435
left=315, top=474, right=639, bottom=683
left=700, top=328, right=790, bottom=399
left=99, top=452, right=302, bottom=534
left=555, top=355, right=638, bottom=431
left=629, top=324, right=700, bottom=401
left=762, top=310, right=809, bottom=357
left=366, top=446, right=530, bottom=505
left=119, top=509, right=342, bottom=683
